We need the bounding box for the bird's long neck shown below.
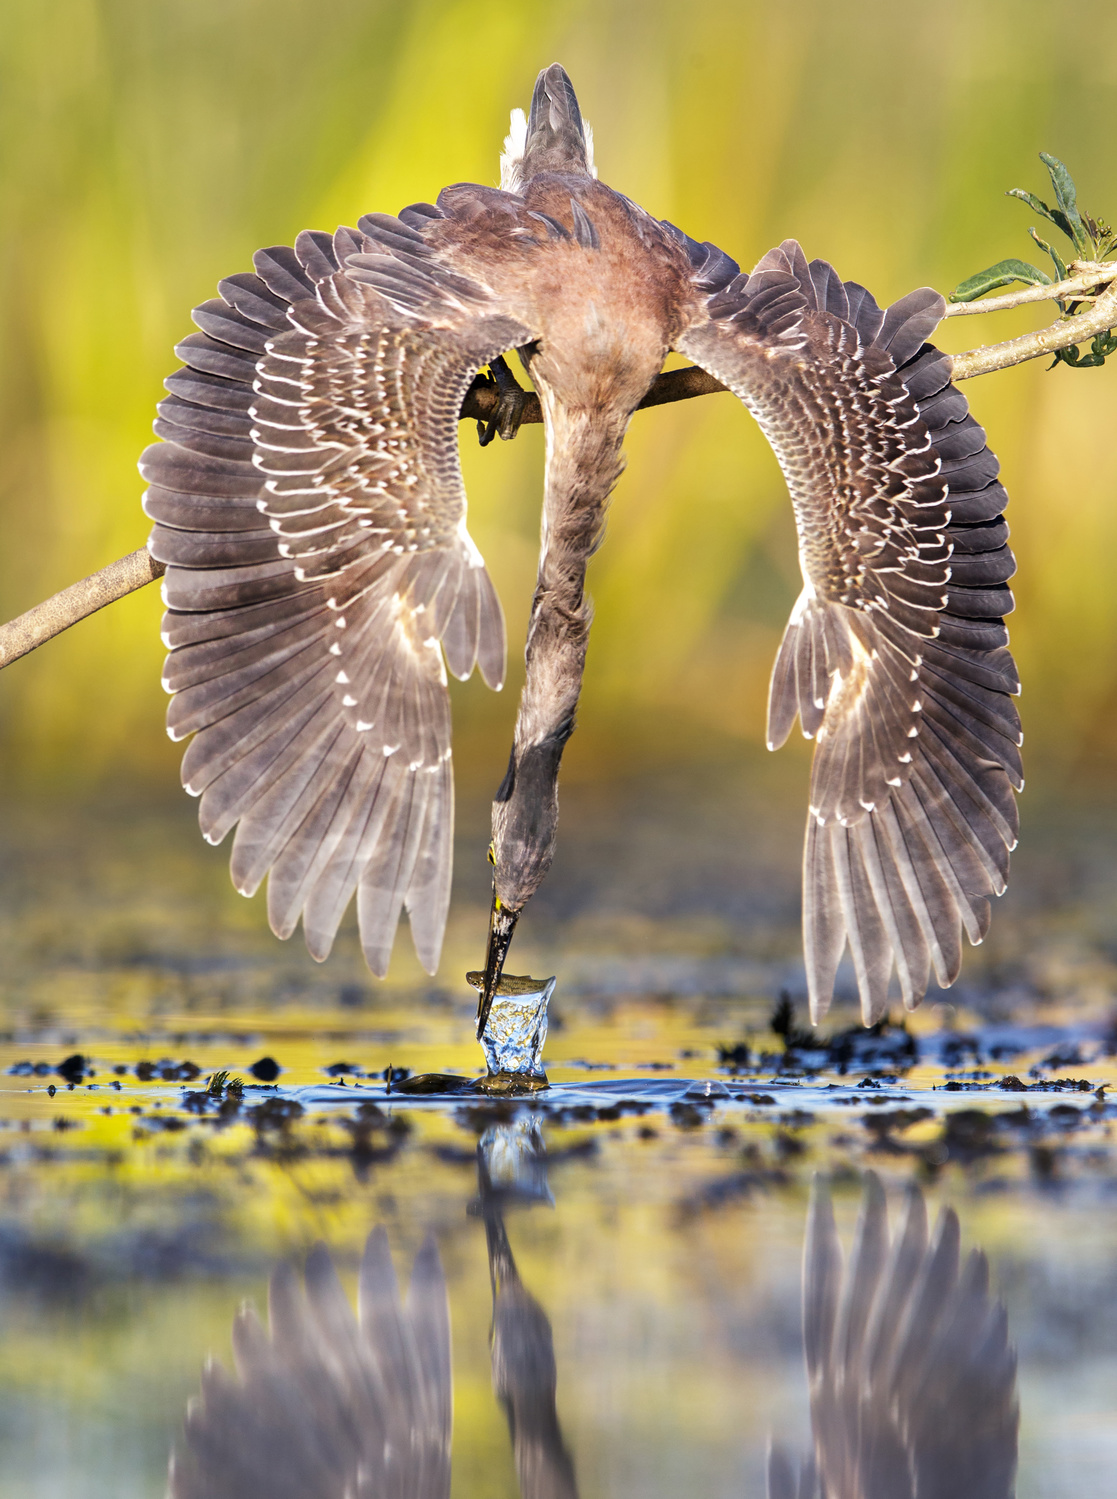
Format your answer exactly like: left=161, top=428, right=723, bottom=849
left=514, top=391, right=628, bottom=764
left=479, top=384, right=634, bottom=1032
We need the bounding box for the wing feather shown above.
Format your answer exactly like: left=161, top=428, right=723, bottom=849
left=143, top=215, right=536, bottom=975
left=678, top=243, right=1020, bottom=1019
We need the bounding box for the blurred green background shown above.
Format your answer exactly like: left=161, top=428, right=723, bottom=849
left=2, top=0, right=1116, bottom=796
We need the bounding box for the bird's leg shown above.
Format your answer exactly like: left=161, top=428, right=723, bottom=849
left=476, top=355, right=530, bottom=447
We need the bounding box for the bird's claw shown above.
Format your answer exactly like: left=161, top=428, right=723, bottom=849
left=476, top=355, right=529, bottom=446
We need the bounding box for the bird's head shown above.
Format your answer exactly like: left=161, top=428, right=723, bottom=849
left=500, top=63, right=597, bottom=193
left=476, top=737, right=565, bottom=1036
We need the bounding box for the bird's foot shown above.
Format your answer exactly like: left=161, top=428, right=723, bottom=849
left=476, top=355, right=529, bottom=447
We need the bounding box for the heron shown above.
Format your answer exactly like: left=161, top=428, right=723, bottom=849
left=142, top=64, right=1020, bottom=1038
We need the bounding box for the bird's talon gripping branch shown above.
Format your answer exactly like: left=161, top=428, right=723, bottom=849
left=474, top=356, right=530, bottom=447
left=490, top=354, right=530, bottom=442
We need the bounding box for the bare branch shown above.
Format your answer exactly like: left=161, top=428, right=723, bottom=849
left=943, top=261, right=1117, bottom=316
left=950, top=277, right=1117, bottom=380
left=462, top=361, right=728, bottom=428
left=0, top=547, right=164, bottom=670
left=6, top=276, right=1117, bottom=674
left=0, top=367, right=733, bottom=673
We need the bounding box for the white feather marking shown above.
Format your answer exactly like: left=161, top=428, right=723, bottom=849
left=456, top=516, right=486, bottom=568
left=500, top=108, right=528, bottom=192
left=498, top=103, right=597, bottom=191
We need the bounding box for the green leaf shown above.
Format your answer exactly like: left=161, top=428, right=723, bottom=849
left=1028, top=229, right=1068, bottom=285
left=949, top=259, right=1052, bottom=302
left=1039, top=153, right=1093, bottom=257
left=1007, top=187, right=1073, bottom=240
left=1051, top=338, right=1112, bottom=369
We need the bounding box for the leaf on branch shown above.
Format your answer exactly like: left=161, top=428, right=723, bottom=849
left=1027, top=229, right=1068, bottom=285
left=1039, top=153, right=1094, bottom=259
left=949, top=259, right=1052, bottom=303
left=1049, top=328, right=1117, bottom=370
left=1007, top=188, right=1074, bottom=241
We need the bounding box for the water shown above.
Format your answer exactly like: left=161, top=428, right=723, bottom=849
left=0, top=776, right=1115, bottom=1496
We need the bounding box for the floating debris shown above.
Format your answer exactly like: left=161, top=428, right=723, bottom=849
left=56, top=1054, right=86, bottom=1085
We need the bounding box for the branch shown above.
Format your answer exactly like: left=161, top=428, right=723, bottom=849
left=461, top=361, right=728, bottom=427
left=943, top=261, right=1117, bottom=316
left=0, top=368, right=731, bottom=672
left=950, top=276, right=1117, bottom=380
left=0, top=546, right=164, bottom=669
left=5, top=272, right=1117, bottom=672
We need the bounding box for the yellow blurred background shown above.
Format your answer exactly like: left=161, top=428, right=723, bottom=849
left=2, top=0, right=1116, bottom=794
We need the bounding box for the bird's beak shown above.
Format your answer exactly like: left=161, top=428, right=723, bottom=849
left=477, top=894, right=519, bottom=1040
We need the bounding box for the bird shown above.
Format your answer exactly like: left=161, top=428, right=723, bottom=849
left=141, top=62, right=1021, bottom=1036
left=769, top=1172, right=1018, bottom=1499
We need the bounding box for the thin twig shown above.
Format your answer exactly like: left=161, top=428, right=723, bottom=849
left=943, top=261, right=1117, bottom=316
left=950, top=276, right=1117, bottom=380
left=0, top=547, right=164, bottom=669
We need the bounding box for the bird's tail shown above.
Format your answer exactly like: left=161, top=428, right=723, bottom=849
left=501, top=64, right=596, bottom=191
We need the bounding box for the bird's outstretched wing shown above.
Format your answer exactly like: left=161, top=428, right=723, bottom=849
left=142, top=211, right=536, bottom=974
left=676, top=239, right=1021, bottom=1022
left=168, top=1228, right=452, bottom=1499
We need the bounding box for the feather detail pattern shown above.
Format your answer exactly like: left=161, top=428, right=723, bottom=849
left=677, top=240, right=1021, bottom=1022
left=143, top=217, right=536, bottom=975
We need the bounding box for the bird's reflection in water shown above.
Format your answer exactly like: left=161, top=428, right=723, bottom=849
left=478, top=1124, right=578, bottom=1499
left=167, top=1120, right=573, bottom=1499
left=166, top=1227, right=452, bottom=1499
left=168, top=1157, right=1017, bottom=1498
left=770, top=1173, right=1019, bottom=1499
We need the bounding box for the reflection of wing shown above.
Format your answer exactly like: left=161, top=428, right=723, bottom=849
left=142, top=211, right=535, bottom=975
left=168, top=1228, right=451, bottom=1499
left=677, top=241, right=1021, bottom=1022
left=486, top=1211, right=579, bottom=1499
left=769, top=1173, right=1018, bottom=1499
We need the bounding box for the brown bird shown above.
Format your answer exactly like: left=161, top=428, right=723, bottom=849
left=142, top=63, right=1020, bottom=1035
